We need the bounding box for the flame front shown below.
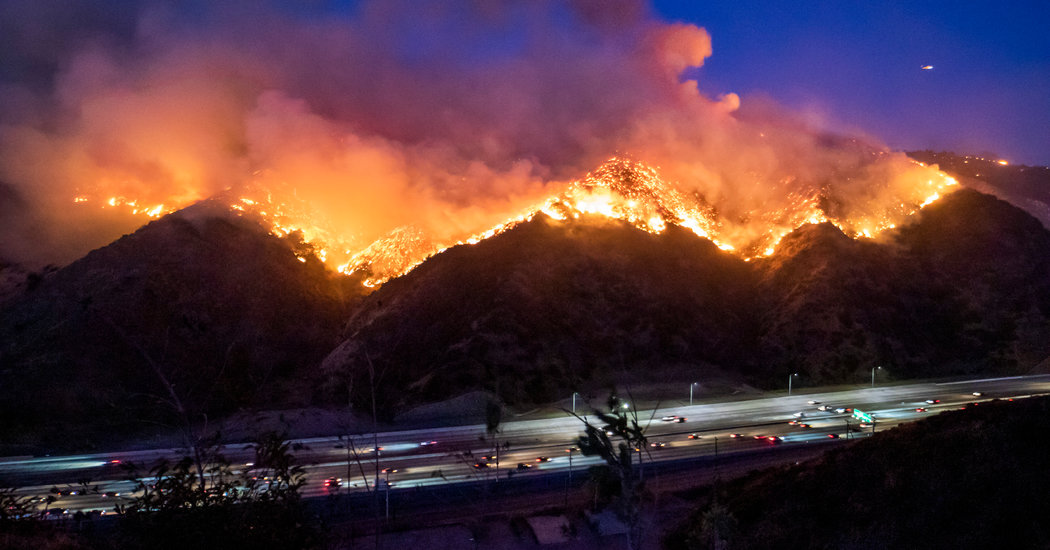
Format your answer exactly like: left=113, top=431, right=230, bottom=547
left=68, top=156, right=959, bottom=289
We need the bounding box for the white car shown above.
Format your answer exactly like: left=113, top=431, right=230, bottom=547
left=807, top=400, right=820, bottom=405
left=817, top=405, right=832, bottom=411
left=792, top=412, right=805, bottom=418
left=835, top=407, right=847, bottom=414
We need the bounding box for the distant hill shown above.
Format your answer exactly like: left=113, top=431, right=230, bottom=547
left=0, top=201, right=362, bottom=450
left=666, top=396, right=1050, bottom=549
left=323, top=188, right=1050, bottom=417
left=909, top=150, right=1050, bottom=229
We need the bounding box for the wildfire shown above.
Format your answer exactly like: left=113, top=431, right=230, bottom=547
left=72, top=194, right=174, bottom=219
left=68, top=156, right=960, bottom=289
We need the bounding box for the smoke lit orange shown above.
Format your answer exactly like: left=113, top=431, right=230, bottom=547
left=67, top=156, right=958, bottom=288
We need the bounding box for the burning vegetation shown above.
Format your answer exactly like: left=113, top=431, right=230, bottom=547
left=61, top=154, right=959, bottom=288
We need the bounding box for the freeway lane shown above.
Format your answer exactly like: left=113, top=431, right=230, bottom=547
left=4, top=374, right=1049, bottom=515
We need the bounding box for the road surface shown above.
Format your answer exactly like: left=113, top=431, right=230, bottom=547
left=3, top=374, right=1047, bottom=517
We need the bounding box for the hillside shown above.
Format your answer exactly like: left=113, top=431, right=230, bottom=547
left=323, top=188, right=1050, bottom=417
left=2, top=156, right=1049, bottom=446
left=751, top=188, right=1050, bottom=383
left=909, top=150, right=1050, bottom=229
left=666, top=396, right=1050, bottom=549
left=0, top=202, right=362, bottom=451
left=322, top=214, right=758, bottom=416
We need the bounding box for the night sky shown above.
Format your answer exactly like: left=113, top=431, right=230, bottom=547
left=656, top=0, right=1050, bottom=166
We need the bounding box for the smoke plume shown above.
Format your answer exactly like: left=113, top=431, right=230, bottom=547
left=0, top=0, right=951, bottom=269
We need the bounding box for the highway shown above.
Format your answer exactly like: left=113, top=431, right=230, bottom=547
left=4, top=374, right=1048, bottom=517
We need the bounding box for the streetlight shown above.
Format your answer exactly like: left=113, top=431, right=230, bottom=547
left=690, top=382, right=699, bottom=406
left=564, top=446, right=577, bottom=505
left=871, top=366, right=882, bottom=388
left=788, top=373, right=798, bottom=395
left=571, top=392, right=579, bottom=414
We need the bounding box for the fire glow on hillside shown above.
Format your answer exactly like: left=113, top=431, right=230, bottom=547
left=0, top=1, right=971, bottom=280
left=67, top=155, right=958, bottom=288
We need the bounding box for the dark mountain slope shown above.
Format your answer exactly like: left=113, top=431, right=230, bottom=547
left=324, top=189, right=1050, bottom=416
left=894, top=188, right=1050, bottom=370
left=322, top=214, right=757, bottom=415
left=0, top=202, right=361, bottom=450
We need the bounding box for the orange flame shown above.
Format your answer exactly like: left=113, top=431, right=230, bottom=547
left=68, top=156, right=960, bottom=289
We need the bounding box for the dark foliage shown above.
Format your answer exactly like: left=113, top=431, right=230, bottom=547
left=325, top=183, right=1050, bottom=416
left=114, top=432, right=318, bottom=550
left=666, top=397, right=1050, bottom=550
left=0, top=201, right=362, bottom=450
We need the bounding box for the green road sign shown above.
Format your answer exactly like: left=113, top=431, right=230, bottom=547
left=852, top=409, right=873, bottom=423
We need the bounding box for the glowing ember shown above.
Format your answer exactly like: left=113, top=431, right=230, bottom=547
left=71, top=194, right=174, bottom=219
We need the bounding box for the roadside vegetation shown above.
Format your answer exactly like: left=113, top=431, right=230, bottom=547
left=0, top=432, right=320, bottom=550
left=665, top=396, right=1050, bottom=549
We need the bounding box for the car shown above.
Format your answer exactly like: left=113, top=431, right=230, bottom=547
left=859, top=422, right=873, bottom=429
left=472, top=462, right=490, bottom=469
left=419, top=440, right=438, bottom=446
left=381, top=467, right=399, bottom=474
left=972, top=392, right=983, bottom=397
left=925, top=399, right=940, bottom=404
left=729, top=433, right=742, bottom=438
left=793, top=412, right=805, bottom=418
left=765, top=436, right=783, bottom=444
left=915, top=407, right=927, bottom=412
left=661, top=415, right=686, bottom=423
left=834, top=408, right=847, bottom=414
left=817, top=405, right=832, bottom=411
left=323, top=477, right=341, bottom=488
left=807, top=400, right=820, bottom=405
left=827, top=433, right=839, bottom=439
left=535, top=456, right=551, bottom=463
left=102, top=491, right=120, bottom=498
left=516, top=463, right=533, bottom=471
left=688, top=433, right=701, bottom=440
left=798, top=423, right=811, bottom=429
left=649, top=442, right=666, bottom=448
left=788, top=419, right=798, bottom=425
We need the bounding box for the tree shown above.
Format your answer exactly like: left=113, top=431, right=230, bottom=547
left=572, top=393, right=650, bottom=549
left=116, top=432, right=316, bottom=550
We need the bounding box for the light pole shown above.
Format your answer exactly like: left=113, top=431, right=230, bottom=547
left=689, top=382, right=699, bottom=406
left=564, top=446, right=576, bottom=506
left=384, top=468, right=391, bottom=519
left=788, top=373, right=798, bottom=396
left=871, top=366, right=882, bottom=388
left=572, top=392, right=579, bottom=414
